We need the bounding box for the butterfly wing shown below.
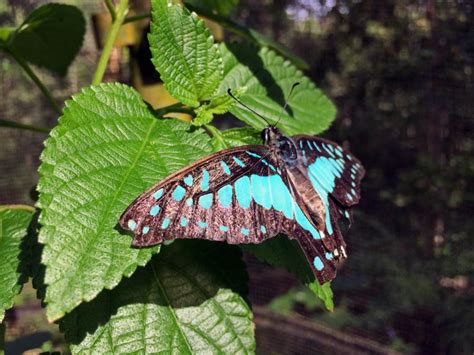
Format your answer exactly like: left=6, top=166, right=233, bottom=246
left=291, top=224, right=337, bottom=283
left=120, top=146, right=296, bottom=247
left=294, top=135, right=365, bottom=206
left=119, top=142, right=353, bottom=284
left=292, top=135, right=365, bottom=257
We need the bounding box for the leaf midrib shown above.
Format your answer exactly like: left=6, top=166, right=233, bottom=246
left=165, top=259, right=250, bottom=353
left=150, top=261, right=193, bottom=353
left=160, top=6, right=198, bottom=101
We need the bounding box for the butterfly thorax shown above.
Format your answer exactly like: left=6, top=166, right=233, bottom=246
left=263, top=126, right=298, bottom=165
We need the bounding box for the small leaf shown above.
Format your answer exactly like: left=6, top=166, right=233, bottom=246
left=61, top=240, right=255, bottom=354
left=37, top=83, right=213, bottom=321
left=243, top=236, right=334, bottom=311
left=8, top=4, right=85, bottom=76
left=219, top=43, right=337, bottom=136
left=149, top=0, right=223, bottom=107
left=219, top=127, right=262, bottom=147
left=0, top=27, right=13, bottom=46
left=0, top=205, right=35, bottom=322
left=308, top=281, right=334, bottom=312
left=193, top=87, right=246, bottom=126
left=184, top=0, right=239, bottom=16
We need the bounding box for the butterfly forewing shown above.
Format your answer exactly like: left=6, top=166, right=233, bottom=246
left=120, top=146, right=297, bottom=247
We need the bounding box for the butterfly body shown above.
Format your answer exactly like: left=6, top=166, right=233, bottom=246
left=119, top=126, right=364, bottom=284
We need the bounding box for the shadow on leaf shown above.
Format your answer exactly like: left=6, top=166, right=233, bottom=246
left=226, top=43, right=295, bottom=117
left=59, top=239, right=251, bottom=351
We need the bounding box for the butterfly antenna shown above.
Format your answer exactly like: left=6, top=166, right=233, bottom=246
left=275, top=82, right=300, bottom=127
left=227, top=89, right=272, bottom=126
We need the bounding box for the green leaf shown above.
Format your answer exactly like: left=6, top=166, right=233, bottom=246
left=218, top=127, right=262, bottom=147
left=0, top=205, right=35, bottom=322
left=243, top=236, right=334, bottom=311
left=184, top=0, right=239, bottom=16
left=308, top=281, right=334, bottom=311
left=61, top=240, right=255, bottom=354
left=0, top=27, right=13, bottom=46
left=37, top=83, right=213, bottom=321
left=219, top=43, right=337, bottom=136
left=193, top=87, right=246, bottom=126
left=149, top=0, right=223, bottom=107
left=185, top=3, right=309, bottom=70
left=8, top=3, right=85, bottom=76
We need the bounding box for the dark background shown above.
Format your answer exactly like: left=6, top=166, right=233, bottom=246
left=1, top=0, right=473, bottom=354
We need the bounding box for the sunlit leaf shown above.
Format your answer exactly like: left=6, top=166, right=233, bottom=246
left=149, top=0, right=223, bottom=107
left=193, top=87, right=246, bottom=126
left=219, top=43, right=336, bottom=136
left=0, top=205, right=34, bottom=322
left=37, top=83, right=213, bottom=321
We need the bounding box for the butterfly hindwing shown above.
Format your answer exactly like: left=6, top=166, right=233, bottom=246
left=291, top=224, right=337, bottom=284
left=294, top=135, right=365, bottom=207
left=291, top=135, right=364, bottom=257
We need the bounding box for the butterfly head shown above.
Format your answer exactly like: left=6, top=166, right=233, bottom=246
left=263, top=126, right=298, bottom=162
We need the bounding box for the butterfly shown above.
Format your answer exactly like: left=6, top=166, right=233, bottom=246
left=119, top=122, right=365, bottom=285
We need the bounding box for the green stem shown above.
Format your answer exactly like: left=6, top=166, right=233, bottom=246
left=104, top=0, right=117, bottom=21
left=92, top=0, right=129, bottom=85
left=6, top=47, right=61, bottom=114
left=205, top=124, right=228, bottom=149
left=123, top=12, right=151, bottom=24
left=0, top=119, right=50, bottom=133
left=155, top=102, right=195, bottom=117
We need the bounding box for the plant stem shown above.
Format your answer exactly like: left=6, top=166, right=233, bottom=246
left=123, top=12, right=151, bottom=24
left=204, top=124, right=228, bottom=149
left=155, top=102, right=194, bottom=117
left=92, top=0, right=129, bottom=85
left=6, top=47, right=61, bottom=114
left=104, top=0, right=117, bottom=21
left=0, top=119, right=50, bottom=133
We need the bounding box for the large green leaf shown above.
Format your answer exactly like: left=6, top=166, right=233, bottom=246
left=37, top=83, right=213, bottom=321
left=0, top=205, right=34, bottom=322
left=61, top=240, right=255, bottom=354
left=8, top=3, right=85, bottom=76
left=219, top=43, right=337, bottom=136
left=149, top=0, right=223, bottom=107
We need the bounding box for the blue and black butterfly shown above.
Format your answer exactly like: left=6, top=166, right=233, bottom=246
left=119, top=92, right=365, bottom=284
